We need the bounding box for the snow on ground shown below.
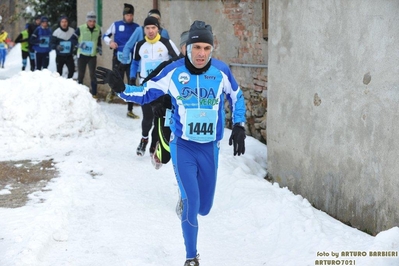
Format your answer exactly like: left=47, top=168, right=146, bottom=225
left=0, top=44, right=398, bottom=266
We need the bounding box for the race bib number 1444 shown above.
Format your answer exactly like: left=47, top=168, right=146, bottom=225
left=185, top=109, right=217, bottom=142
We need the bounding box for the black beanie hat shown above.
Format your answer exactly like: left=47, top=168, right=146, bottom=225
left=148, top=9, right=161, bottom=18
left=187, top=20, right=213, bottom=46
left=123, top=3, right=134, bottom=15
left=144, top=16, right=160, bottom=29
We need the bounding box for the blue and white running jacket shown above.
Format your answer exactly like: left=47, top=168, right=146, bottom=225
left=118, top=58, right=246, bottom=143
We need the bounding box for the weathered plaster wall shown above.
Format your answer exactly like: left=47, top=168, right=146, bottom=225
left=267, top=0, right=399, bottom=234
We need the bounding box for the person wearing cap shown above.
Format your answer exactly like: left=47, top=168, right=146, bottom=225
left=102, top=3, right=140, bottom=118
left=29, top=16, right=52, bottom=70
left=51, top=15, right=75, bottom=78
left=121, top=8, right=170, bottom=66
left=96, top=20, right=246, bottom=266
left=14, top=23, right=32, bottom=71
left=129, top=16, right=179, bottom=157
left=141, top=30, right=189, bottom=169
left=71, top=11, right=102, bottom=98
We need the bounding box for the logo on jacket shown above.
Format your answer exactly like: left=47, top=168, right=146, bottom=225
left=177, top=87, right=219, bottom=107
left=178, top=72, right=190, bottom=84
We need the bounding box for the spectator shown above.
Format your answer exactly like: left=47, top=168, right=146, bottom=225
left=95, top=20, right=246, bottom=266
left=102, top=3, right=140, bottom=118
left=51, top=15, right=75, bottom=78
left=71, top=11, right=102, bottom=98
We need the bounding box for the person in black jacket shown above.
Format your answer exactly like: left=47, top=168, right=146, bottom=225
left=26, top=15, right=42, bottom=71
left=14, top=24, right=31, bottom=71
left=51, top=15, right=75, bottom=78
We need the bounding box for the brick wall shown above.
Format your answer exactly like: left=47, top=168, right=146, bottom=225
left=221, top=0, right=268, bottom=144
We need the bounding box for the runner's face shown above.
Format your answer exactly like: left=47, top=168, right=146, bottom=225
left=60, top=19, right=68, bottom=29
left=190, top=42, right=212, bottom=69
left=124, top=14, right=134, bottom=23
left=87, top=20, right=96, bottom=28
left=144, top=25, right=158, bottom=40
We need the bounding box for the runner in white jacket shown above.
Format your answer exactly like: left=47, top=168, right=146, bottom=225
left=130, top=16, right=179, bottom=157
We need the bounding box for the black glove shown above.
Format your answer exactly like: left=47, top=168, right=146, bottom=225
left=229, top=124, right=246, bottom=156
left=151, top=101, right=166, bottom=118
left=128, top=78, right=136, bottom=86
left=96, top=47, right=102, bottom=56
left=56, top=45, right=64, bottom=51
left=95, top=67, right=125, bottom=93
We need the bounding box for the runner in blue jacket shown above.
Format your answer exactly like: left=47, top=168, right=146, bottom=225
left=121, top=9, right=170, bottom=66
left=30, top=16, right=52, bottom=70
left=102, top=3, right=140, bottom=115
left=96, top=20, right=246, bottom=266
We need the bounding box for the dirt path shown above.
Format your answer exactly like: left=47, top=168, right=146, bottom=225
left=0, top=159, right=58, bottom=208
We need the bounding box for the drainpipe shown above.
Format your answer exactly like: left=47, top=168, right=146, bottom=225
left=96, top=0, right=103, bottom=26
left=153, top=0, right=158, bottom=9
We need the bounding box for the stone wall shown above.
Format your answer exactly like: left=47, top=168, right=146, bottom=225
left=221, top=0, right=268, bottom=143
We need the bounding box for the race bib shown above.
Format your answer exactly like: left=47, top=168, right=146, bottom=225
left=39, top=36, right=50, bottom=48
left=117, top=51, right=131, bottom=64
left=185, top=109, right=217, bottom=142
left=59, top=41, right=71, bottom=53
left=144, top=60, right=162, bottom=76
left=164, top=109, right=172, bottom=127
left=80, top=41, right=94, bottom=55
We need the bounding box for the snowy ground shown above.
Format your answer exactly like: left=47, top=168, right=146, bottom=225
left=0, top=45, right=398, bottom=266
